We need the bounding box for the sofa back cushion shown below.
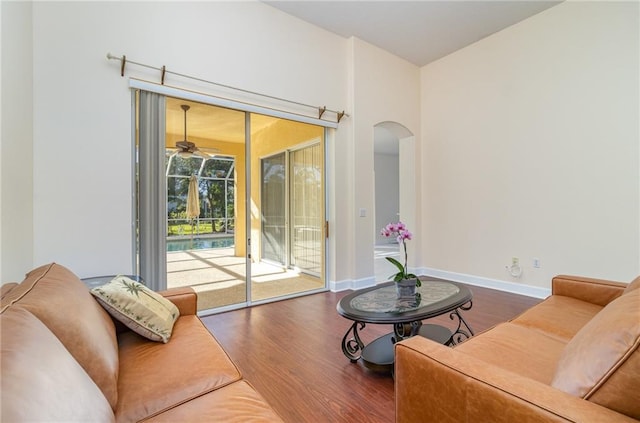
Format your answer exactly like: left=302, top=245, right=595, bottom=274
left=551, top=288, right=640, bottom=419
left=0, top=263, right=120, bottom=409
left=1, top=306, right=115, bottom=422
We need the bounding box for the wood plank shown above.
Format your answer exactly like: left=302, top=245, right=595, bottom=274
left=201, top=283, right=541, bottom=422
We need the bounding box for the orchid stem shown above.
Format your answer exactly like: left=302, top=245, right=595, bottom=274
left=403, top=240, right=408, bottom=278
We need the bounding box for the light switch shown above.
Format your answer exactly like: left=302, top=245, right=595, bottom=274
left=359, top=208, right=366, bottom=217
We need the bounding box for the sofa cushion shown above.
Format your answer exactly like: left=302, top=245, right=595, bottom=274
left=551, top=288, right=640, bottom=419
left=455, top=322, right=566, bottom=384
left=1, top=306, right=115, bottom=422
left=144, top=380, right=283, bottom=422
left=91, top=275, right=179, bottom=343
left=0, top=263, right=119, bottom=409
left=115, top=314, right=243, bottom=421
left=510, top=295, right=603, bottom=342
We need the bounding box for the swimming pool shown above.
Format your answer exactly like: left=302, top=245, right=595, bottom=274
left=166, top=237, right=234, bottom=252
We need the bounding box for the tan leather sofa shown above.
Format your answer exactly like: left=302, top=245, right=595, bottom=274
left=1, top=263, right=283, bottom=422
left=395, top=274, right=640, bottom=422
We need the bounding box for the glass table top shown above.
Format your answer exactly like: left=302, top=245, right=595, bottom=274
left=350, top=281, right=460, bottom=313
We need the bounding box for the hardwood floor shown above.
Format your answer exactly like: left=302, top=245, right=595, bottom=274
left=201, top=283, right=541, bottom=422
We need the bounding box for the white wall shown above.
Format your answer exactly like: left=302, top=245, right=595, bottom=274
left=2, top=2, right=421, bottom=288
left=420, top=1, right=640, bottom=291
left=1, top=1, right=34, bottom=282
left=23, top=1, right=349, bottom=279
left=346, top=37, right=421, bottom=289
left=7, top=1, right=634, bottom=293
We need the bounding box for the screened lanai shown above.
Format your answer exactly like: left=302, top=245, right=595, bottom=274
left=166, top=154, right=235, bottom=242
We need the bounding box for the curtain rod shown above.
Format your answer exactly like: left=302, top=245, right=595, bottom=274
left=106, top=52, right=348, bottom=124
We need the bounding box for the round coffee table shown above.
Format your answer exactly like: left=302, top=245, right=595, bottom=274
left=337, top=279, right=474, bottom=373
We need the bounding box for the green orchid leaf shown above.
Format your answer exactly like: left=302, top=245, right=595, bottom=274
left=406, top=274, right=422, bottom=287
left=385, top=257, right=405, bottom=273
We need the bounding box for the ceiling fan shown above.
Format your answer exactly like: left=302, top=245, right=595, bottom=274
left=170, top=104, right=219, bottom=159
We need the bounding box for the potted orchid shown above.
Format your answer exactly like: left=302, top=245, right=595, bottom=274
left=380, top=221, right=421, bottom=299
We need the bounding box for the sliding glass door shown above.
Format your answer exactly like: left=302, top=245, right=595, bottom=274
left=250, top=115, right=325, bottom=303
left=290, top=143, right=323, bottom=276
left=137, top=92, right=326, bottom=313
left=260, top=143, right=323, bottom=275
left=163, top=98, right=247, bottom=312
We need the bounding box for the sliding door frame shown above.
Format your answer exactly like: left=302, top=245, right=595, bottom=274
left=132, top=80, right=332, bottom=311
left=244, top=111, right=252, bottom=307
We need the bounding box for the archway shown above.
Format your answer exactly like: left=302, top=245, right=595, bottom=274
left=373, top=121, right=415, bottom=282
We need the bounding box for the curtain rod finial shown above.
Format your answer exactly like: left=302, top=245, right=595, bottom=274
left=106, top=53, right=126, bottom=76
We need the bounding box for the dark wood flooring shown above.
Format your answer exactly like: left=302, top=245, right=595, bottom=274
left=201, top=283, right=541, bottom=423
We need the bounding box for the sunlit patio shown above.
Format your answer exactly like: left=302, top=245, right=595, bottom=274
left=167, top=246, right=324, bottom=311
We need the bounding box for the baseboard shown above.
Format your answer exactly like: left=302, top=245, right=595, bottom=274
left=419, top=267, right=550, bottom=299
left=330, top=276, right=376, bottom=292
left=331, top=269, right=550, bottom=298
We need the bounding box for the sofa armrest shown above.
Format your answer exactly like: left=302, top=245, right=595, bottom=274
left=552, top=275, right=626, bottom=306
left=395, top=336, right=636, bottom=423
left=1, top=282, right=18, bottom=299
left=159, top=287, right=197, bottom=316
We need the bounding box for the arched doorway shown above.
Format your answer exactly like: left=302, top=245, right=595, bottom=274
left=373, top=121, right=415, bottom=282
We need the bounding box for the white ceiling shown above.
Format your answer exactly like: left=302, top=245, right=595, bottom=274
left=264, top=0, right=562, bottom=154
left=264, top=1, right=562, bottom=67
left=169, top=1, right=563, bottom=154
left=165, top=98, right=277, bottom=150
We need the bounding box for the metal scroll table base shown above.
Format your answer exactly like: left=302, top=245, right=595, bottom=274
left=341, top=302, right=475, bottom=373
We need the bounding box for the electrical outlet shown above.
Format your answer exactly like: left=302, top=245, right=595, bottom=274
left=512, top=257, right=519, bottom=266
left=533, top=258, right=540, bottom=268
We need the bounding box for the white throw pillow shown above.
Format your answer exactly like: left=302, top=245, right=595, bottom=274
left=91, top=276, right=179, bottom=343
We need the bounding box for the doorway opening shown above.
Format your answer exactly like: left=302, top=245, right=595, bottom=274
left=373, top=121, right=415, bottom=283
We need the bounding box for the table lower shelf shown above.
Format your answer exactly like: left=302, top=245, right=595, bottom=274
left=361, top=324, right=452, bottom=373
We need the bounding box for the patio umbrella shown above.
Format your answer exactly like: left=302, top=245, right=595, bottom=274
left=186, top=175, right=200, bottom=220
